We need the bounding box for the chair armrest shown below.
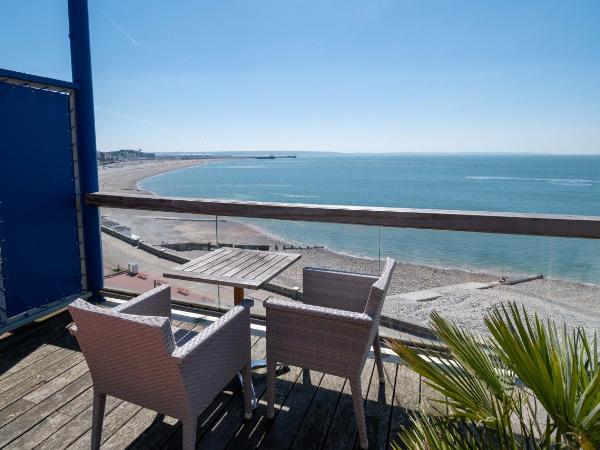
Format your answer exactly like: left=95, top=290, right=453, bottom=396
left=264, top=298, right=372, bottom=327
left=302, top=267, right=377, bottom=312
left=114, top=285, right=172, bottom=318
left=171, top=299, right=254, bottom=362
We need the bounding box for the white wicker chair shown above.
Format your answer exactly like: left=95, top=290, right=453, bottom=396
left=264, top=258, right=396, bottom=449
left=68, top=285, right=253, bottom=450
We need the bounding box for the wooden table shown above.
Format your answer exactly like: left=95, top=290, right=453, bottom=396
left=163, top=248, right=301, bottom=406
left=163, top=247, right=301, bottom=306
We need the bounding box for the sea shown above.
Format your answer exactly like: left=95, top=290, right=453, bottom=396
left=140, top=154, right=600, bottom=285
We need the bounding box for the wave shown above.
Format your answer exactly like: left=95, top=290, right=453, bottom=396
left=549, top=181, right=593, bottom=187
left=220, top=165, right=267, bottom=170
left=466, top=176, right=596, bottom=186
left=280, top=194, right=319, bottom=199
left=218, top=183, right=291, bottom=188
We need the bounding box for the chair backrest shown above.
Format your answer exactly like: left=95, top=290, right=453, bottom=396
left=302, top=267, right=378, bottom=313
left=364, top=257, right=396, bottom=319
left=68, top=299, right=185, bottom=411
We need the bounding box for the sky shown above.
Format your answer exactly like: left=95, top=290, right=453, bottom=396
left=1, top=0, right=600, bottom=154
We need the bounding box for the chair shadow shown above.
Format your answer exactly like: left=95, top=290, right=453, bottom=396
left=127, top=368, right=417, bottom=450
left=0, top=312, right=79, bottom=377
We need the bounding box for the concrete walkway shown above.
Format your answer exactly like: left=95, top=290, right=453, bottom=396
left=386, top=281, right=499, bottom=303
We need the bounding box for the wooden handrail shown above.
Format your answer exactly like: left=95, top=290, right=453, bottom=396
left=86, top=192, right=600, bottom=239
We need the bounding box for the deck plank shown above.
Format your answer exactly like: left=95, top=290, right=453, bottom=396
left=226, top=364, right=304, bottom=448
left=259, top=369, right=325, bottom=449
left=0, top=398, right=36, bottom=429
left=362, top=361, right=397, bottom=449
left=102, top=407, right=161, bottom=450
left=23, top=360, right=89, bottom=404
left=0, top=344, right=77, bottom=395
left=126, top=414, right=180, bottom=450
left=0, top=311, right=70, bottom=354
left=289, top=373, right=346, bottom=450
left=0, top=373, right=91, bottom=447
left=8, top=410, right=74, bottom=449
left=0, top=352, right=84, bottom=413
left=323, top=359, right=375, bottom=449
left=66, top=401, right=143, bottom=450
left=387, top=365, right=420, bottom=448
left=36, top=394, right=123, bottom=450
left=0, top=342, right=65, bottom=383
left=0, top=313, right=72, bottom=377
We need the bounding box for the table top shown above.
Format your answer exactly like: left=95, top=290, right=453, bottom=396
left=163, top=247, right=301, bottom=289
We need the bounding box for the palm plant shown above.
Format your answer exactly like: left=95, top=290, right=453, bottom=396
left=388, top=303, right=600, bottom=449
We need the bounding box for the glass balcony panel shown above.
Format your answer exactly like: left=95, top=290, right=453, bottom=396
left=100, top=206, right=222, bottom=309
left=99, top=200, right=600, bottom=341
left=379, top=226, right=600, bottom=338
left=209, top=216, right=382, bottom=315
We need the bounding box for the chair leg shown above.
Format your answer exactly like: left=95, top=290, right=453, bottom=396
left=266, top=358, right=277, bottom=419
left=182, top=417, right=197, bottom=450
left=373, top=333, right=385, bottom=384
left=242, top=363, right=254, bottom=419
left=91, top=388, right=106, bottom=450
left=349, top=377, right=368, bottom=449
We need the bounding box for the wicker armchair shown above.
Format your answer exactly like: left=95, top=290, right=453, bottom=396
left=68, top=285, right=253, bottom=450
left=264, top=258, right=396, bottom=449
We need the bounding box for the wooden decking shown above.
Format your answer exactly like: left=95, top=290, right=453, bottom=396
left=0, top=309, right=430, bottom=449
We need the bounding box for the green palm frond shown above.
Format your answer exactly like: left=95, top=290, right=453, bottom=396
left=388, top=311, right=516, bottom=423
left=485, top=303, right=600, bottom=447
left=394, top=411, right=540, bottom=450
left=431, top=310, right=515, bottom=400
left=388, top=302, right=600, bottom=449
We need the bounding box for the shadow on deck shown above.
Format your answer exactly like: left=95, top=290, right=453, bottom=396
left=0, top=308, right=430, bottom=449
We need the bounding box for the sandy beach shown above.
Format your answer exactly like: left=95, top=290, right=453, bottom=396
left=98, top=159, right=210, bottom=194
left=99, top=160, right=600, bottom=335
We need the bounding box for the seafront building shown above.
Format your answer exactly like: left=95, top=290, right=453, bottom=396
left=97, top=149, right=156, bottom=165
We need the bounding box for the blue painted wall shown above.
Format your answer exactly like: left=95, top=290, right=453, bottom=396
left=0, top=82, right=83, bottom=319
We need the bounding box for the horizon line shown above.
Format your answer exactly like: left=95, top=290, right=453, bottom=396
left=138, top=150, right=600, bottom=156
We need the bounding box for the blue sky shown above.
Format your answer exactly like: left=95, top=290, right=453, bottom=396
left=1, top=1, right=599, bottom=153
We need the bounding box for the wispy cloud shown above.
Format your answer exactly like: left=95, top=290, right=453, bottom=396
left=90, top=1, right=140, bottom=47
left=95, top=106, right=157, bottom=126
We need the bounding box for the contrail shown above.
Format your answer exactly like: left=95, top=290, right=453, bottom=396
left=95, top=107, right=157, bottom=126
left=90, top=1, right=140, bottom=47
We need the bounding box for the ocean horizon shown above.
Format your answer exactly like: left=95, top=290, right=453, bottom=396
left=140, top=154, right=600, bottom=285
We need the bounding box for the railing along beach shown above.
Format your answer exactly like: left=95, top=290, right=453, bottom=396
left=87, top=192, right=600, bottom=239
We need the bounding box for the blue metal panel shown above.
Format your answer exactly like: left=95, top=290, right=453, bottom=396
left=69, top=0, right=103, bottom=294
left=0, top=68, right=79, bottom=91
left=0, top=81, right=83, bottom=320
